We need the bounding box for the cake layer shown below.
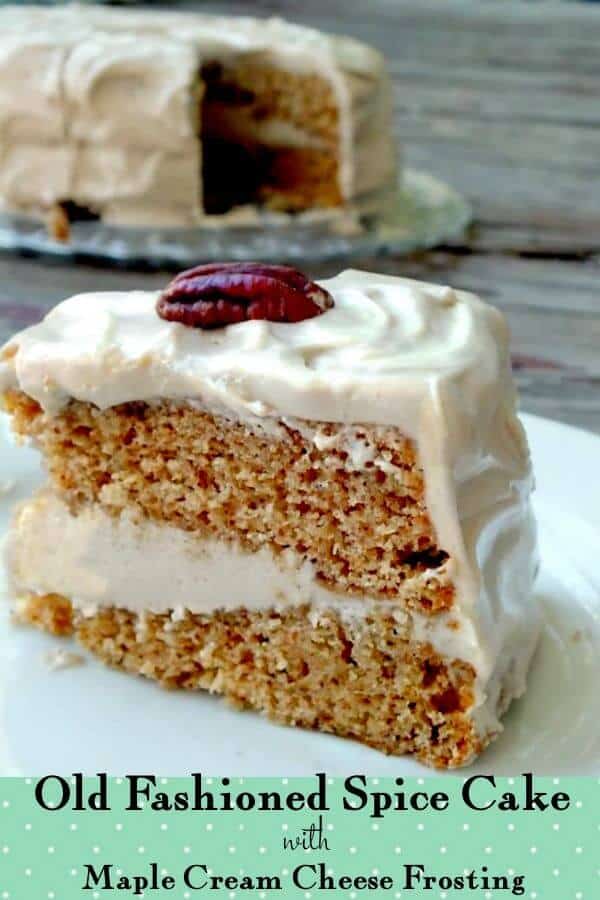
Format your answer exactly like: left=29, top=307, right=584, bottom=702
left=4, top=395, right=451, bottom=611
left=199, top=58, right=341, bottom=213
left=15, top=591, right=480, bottom=768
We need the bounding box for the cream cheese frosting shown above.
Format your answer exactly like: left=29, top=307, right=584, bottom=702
left=0, top=269, right=540, bottom=741
left=0, top=5, right=396, bottom=226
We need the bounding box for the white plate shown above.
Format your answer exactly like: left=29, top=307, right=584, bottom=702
left=0, top=412, right=599, bottom=776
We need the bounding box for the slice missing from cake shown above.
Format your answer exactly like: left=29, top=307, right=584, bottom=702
left=0, top=264, right=539, bottom=768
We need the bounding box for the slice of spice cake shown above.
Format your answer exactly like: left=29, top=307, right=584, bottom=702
left=0, top=264, right=539, bottom=768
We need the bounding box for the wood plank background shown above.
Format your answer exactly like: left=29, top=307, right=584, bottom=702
left=0, top=0, right=598, bottom=432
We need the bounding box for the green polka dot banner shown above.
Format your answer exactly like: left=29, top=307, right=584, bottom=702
left=0, top=776, right=597, bottom=898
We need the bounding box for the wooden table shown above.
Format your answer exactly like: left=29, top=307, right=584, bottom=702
left=1, top=0, right=598, bottom=433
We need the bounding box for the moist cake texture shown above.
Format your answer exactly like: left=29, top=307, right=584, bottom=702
left=0, top=267, right=539, bottom=768
left=0, top=6, right=396, bottom=234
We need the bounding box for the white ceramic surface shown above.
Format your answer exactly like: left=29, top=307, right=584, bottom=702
left=0, top=412, right=598, bottom=776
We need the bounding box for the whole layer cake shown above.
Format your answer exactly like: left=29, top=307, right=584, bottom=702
left=0, top=5, right=396, bottom=237
left=0, top=265, right=539, bottom=768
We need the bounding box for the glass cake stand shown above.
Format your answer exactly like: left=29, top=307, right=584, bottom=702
left=0, top=169, right=471, bottom=268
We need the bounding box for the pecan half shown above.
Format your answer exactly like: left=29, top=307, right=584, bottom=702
left=156, top=262, right=334, bottom=329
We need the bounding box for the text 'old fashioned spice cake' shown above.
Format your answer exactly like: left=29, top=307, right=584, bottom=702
left=0, top=265, right=539, bottom=768
left=0, top=6, right=396, bottom=238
